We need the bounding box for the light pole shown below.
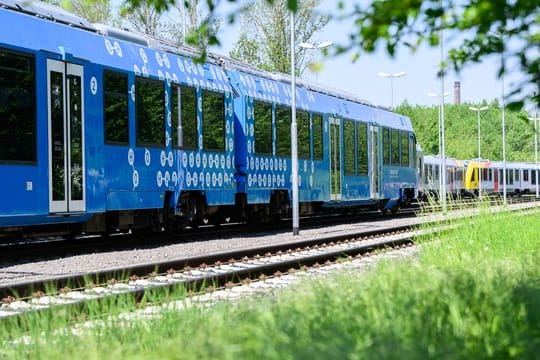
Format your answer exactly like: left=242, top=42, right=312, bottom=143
left=528, top=112, right=539, bottom=198
left=469, top=106, right=489, bottom=196
left=428, top=91, right=449, bottom=206
left=290, top=11, right=299, bottom=235
left=490, top=30, right=507, bottom=204
left=290, top=14, right=332, bottom=236
left=299, top=41, right=333, bottom=83
left=377, top=71, right=406, bottom=109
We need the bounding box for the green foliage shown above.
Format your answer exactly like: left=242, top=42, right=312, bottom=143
left=228, top=0, right=330, bottom=75
left=396, top=101, right=538, bottom=161
left=3, top=211, right=540, bottom=359
left=119, top=0, right=539, bottom=106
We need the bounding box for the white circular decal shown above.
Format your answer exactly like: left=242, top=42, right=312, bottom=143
left=140, top=48, right=148, bottom=63
left=132, top=170, right=139, bottom=188
left=157, top=171, right=163, bottom=187
left=144, top=149, right=151, bottom=166
left=128, top=148, right=135, bottom=166
left=160, top=151, right=167, bottom=167
left=105, top=39, right=114, bottom=55
left=90, top=76, right=98, bottom=95
left=113, top=41, right=122, bottom=57
left=168, top=152, right=174, bottom=167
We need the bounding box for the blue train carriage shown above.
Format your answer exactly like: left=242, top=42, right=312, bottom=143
left=0, top=1, right=234, bottom=235
left=226, top=59, right=417, bottom=220
left=329, top=98, right=417, bottom=213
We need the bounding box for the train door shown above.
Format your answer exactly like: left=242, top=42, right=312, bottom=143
left=369, top=125, right=379, bottom=198
left=329, top=116, right=341, bottom=201
left=47, top=59, right=86, bottom=213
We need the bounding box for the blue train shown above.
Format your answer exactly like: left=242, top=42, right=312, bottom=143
left=0, top=1, right=417, bottom=236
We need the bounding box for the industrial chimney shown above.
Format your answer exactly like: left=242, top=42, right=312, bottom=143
left=454, top=81, right=461, bottom=104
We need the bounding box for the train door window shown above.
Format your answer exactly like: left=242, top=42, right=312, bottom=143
left=298, top=110, right=310, bottom=159
left=104, top=71, right=128, bottom=145
left=532, top=170, right=537, bottom=185
left=357, top=122, right=368, bottom=175
left=254, top=100, right=272, bottom=154
left=524, top=169, right=529, bottom=182
left=172, top=85, right=197, bottom=149
left=391, top=129, right=400, bottom=165
left=276, top=105, right=291, bottom=156
left=401, top=131, right=409, bottom=166
left=312, top=113, right=323, bottom=160
left=344, top=119, right=355, bottom=175
left=202, top=90, right=225, bottom=151
left=136, top=77, right=165, bottom=146
left=382, top=128, right=390, bottom=165
left=0, top=49, right=36, bottom=162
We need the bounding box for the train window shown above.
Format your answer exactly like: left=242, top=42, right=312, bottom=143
left=532, top=170, right=537, bottom=185
left=499, top=170, right=503, bottom=185
left=202, top=90, right=225, bottom=151
left=172, top=85, right=197, bottom=149
left=382, top=128, right=390, bottom=165
left=515, top=169, right=519, bottom=182
left=344, top=119, right=355, bottom=175
left=276, top=105, right=291, bottom=156
left=136, top=77, right=165, bottom=146
left=434, top=165, right=440, bottom=182
left=104, top=71, right=128, bottom=145
left=0, top=50, right=36, bottom=162
left=254, top=100, right=272, bottom=154
left=524, top=170, right=529, bottom=182
left=391, top=129, right=400, bottom=166
left=312, top=113, right=323, bottom=160
left=357, top=122, right=368, bottom=175
left=401, top=132, right=409, bottom=167
left=298, top=110, right=310, bottom=159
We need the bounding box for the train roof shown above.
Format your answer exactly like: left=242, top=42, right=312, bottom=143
left=0, top=1, right=232, bottom=93
left=224, top=59, right=413, bottom=131
left=0, top=1, right=413, bottom=132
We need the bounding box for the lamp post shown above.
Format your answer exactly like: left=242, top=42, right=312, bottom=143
left=528, top=112, right=539, bottom=198
left=469, top=106, right=489, bottom=196
left=299, top=41, right=333, bottom=83
left=290, top=13, right=332, bottom=236
left=290, top=11, right=299, bottom=235
left=490, top=30, right=507, bottom=204
left=377, top=71, right=406, bottom=109
left=428, top=91, right=449, bottom=207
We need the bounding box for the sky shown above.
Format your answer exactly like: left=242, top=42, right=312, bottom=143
left=209, top=0, right=524, bottom=109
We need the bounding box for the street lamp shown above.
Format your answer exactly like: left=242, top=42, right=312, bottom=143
left=290, top=14, right=332, bottom=236
left=299, top=41, right=333, bottom=82
left=290, top=11, right=299, bottom=235
left=528, top=112, right=539, bottom=198
left=428, top=91, right=449, bottom=207
left=469, top=105, right=489, bottom=196
left=377, top=71, right=406, bottom=109
left=490, top=30, right=507, bottom=204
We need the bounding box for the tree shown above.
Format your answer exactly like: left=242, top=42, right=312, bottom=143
left=229, top=0, right=329, bottom=75
left=120, top=0, right=164, bottom=36
left=123, top=0, right=539, bottom=107
left=41, top=0, right=115, bottom=24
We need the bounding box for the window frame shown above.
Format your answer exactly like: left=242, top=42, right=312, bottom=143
left=202, top=89, right=226, bottom=152
left=103, top=70, right=129, bottom=146
left=253, top=100, right=273, bottom=155
left=135, top=76, right=165, bottom=147
left=0, top=48, right=37, bottom=164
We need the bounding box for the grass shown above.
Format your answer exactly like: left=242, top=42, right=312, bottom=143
left=1, top=207, right=540, bottom=359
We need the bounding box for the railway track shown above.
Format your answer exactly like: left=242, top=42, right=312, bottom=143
left=0, top=223, right=424, bottom=320
left=0, top=199, right=538, bottom=321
